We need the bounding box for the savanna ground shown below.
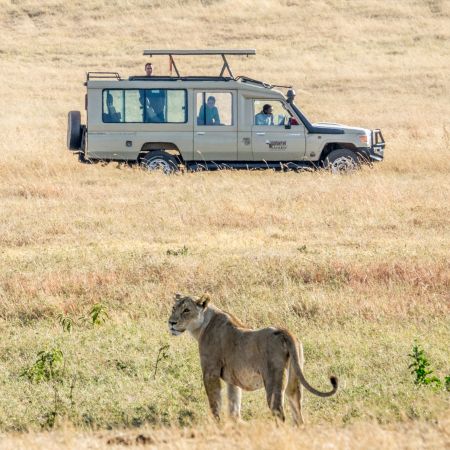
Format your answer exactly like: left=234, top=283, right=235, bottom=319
left=0, top=0, right=449, bottom=448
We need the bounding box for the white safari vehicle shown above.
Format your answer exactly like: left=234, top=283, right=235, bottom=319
left=67, top=50, right=385, bottom=172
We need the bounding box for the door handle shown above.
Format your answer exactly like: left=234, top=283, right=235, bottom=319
left=196, top=132, right=205, bottom=135
left=288, top=133, right=302, bottom=136
left=256, top=132, right=265, bottom=136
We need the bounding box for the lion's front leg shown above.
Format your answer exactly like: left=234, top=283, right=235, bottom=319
left=227, top=383, right=242, bottom=419
left=203, top=372, right=222, bottom=421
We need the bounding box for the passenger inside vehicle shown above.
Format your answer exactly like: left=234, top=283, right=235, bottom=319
left=145, top=62, right=153, bottom=77
left=140, top=91, right=166, bottom=123
left=103, top=93, right=121, bottom=123
left=146, top=95, right=165, bottom=123
left=197, top=96, right=221, bottom=125
left=254, top=104, right=274, bottom=126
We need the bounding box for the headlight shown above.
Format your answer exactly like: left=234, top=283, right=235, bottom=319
left=358, top=134, right=368, bottom=145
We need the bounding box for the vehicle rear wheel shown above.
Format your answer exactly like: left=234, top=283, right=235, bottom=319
left=67, top=111, right=82, bottom=150
left=322, top=149, right=360, bottom=173
left=141, top=151, right=179, bottom=174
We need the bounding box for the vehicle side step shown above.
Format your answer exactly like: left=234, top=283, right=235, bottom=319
left=186, top=161, right=314, bottom=171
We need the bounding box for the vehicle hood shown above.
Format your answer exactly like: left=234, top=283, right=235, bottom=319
left=312, top=122, right=368, bottom=134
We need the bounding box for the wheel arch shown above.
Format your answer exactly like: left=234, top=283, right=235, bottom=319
left=138, top=142, right=185, bottom=163
left=319, top=142, right=358, bottom=162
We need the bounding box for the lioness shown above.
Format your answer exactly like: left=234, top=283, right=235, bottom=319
left=168, top=293, right=338, bottom=424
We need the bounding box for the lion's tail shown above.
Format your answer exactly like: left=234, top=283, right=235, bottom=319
left=282, top=330, right=338, bottom=398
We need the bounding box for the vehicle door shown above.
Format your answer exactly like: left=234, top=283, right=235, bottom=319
left=194, top=90, right=237, bottom=161
left=251, top=99, right=306, bottom=162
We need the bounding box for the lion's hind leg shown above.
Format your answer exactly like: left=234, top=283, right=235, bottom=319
left=227, top=383, right=242, bottom=420
left=286, top=362, right=304, bottom=426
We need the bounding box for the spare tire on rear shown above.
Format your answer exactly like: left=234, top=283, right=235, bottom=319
left=67, top=111, right=82, bottom=150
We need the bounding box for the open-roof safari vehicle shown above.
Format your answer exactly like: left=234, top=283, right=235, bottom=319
left=67, top=50, right=385, bottom=172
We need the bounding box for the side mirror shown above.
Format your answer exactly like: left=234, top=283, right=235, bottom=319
left=285, top=117, right=292, bottom=129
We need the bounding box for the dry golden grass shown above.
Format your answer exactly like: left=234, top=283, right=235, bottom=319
left=2, top=418, right=450, bottom=450
left=0, top=0, right=449, bottom=448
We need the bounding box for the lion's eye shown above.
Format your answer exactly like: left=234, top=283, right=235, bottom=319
left=183, top=308, right=190, bottom=314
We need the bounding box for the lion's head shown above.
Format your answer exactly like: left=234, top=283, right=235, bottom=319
left=168, top=293, right=210, bottom=336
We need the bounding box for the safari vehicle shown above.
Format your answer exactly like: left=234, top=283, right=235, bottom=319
left=67, top=49, right=385, bottom=172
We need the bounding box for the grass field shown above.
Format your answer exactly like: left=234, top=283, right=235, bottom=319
left=0, top=0, right=449, bottom=448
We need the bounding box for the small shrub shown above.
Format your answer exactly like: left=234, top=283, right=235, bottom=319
left=21, top=348, right=64, bottom=383
left=445, top=376, right=450, bottom=392
left=408, top=343, right=441, bottom=387
left=89, top=303, right=109, bottom=325
left=21, top=347, right=69, bottom=428
left=58, top=314, right=74, bottom=333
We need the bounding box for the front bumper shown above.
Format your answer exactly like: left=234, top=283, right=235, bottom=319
left=369, top=129, right=385, bottom=161
left=355, top=129, right=385, bottom=162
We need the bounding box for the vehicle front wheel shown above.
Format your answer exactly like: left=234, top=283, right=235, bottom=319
left=322, top=149, right=360, bottom=173
left=140, top=151, right=179, bottom=174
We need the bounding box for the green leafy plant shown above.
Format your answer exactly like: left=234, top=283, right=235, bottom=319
left=21, top=348, right=64, bottom=384
left=21, top=347, right=68, bottom=428
left=89, top=303, right=109, bottom=325
left=58, top=314, right=74, bottom=333
left=408, top=344, right=441, bottom=387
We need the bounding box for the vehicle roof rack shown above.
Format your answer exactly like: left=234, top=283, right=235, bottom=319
left=142, top=49, right=256, bottom=78
left=128, top=75, right=234, bottom=82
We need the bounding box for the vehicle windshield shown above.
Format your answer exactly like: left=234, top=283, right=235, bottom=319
left=287, top=100, right=313, bottom=128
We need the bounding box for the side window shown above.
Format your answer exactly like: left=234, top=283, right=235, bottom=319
left=254, top=100, right=291, bottom=126
left=142, top=89, right=167, bottom=123
left=124, top=90, right=143, bottom=122
left=166, top=90, right=187, bottom=123
left=103, top=90, right=124, bottom=123
left=141, top=89, right=187, bottom=123
left=196, top=92, right=232, bottom=126
left=103, top=89, right=187, bottom=123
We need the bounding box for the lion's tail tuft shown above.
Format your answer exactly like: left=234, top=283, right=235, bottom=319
left=282, top=330, right=338, bottom=398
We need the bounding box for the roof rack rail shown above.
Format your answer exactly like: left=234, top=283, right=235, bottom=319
left=235, top=75, right=273, bottom=89
left=142, top=49, right=255, bottom=78
left=86, top=72, right=121, bottom=81
left=128, top=75, right=234, bottom=82
left=143, top=49, right=255, bottom=56
left=235, top=76, right=292, bottom=90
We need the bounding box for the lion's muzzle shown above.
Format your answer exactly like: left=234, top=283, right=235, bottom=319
left=168, top=320, right=184, bottom=336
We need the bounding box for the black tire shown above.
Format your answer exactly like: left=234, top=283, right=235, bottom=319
left=141, top=151, right=179, bottom=174
left=322, top=149, right=360, bottom=173
left=67, top=111, right=82, bottom=150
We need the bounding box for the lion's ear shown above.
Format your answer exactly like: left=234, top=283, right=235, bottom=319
left=174, top=292, right=182, bottom=301
left=196, top=293, right=210, bottom=309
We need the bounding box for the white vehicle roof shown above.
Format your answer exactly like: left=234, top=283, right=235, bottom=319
left=86, top=76, right=286, bottom=100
